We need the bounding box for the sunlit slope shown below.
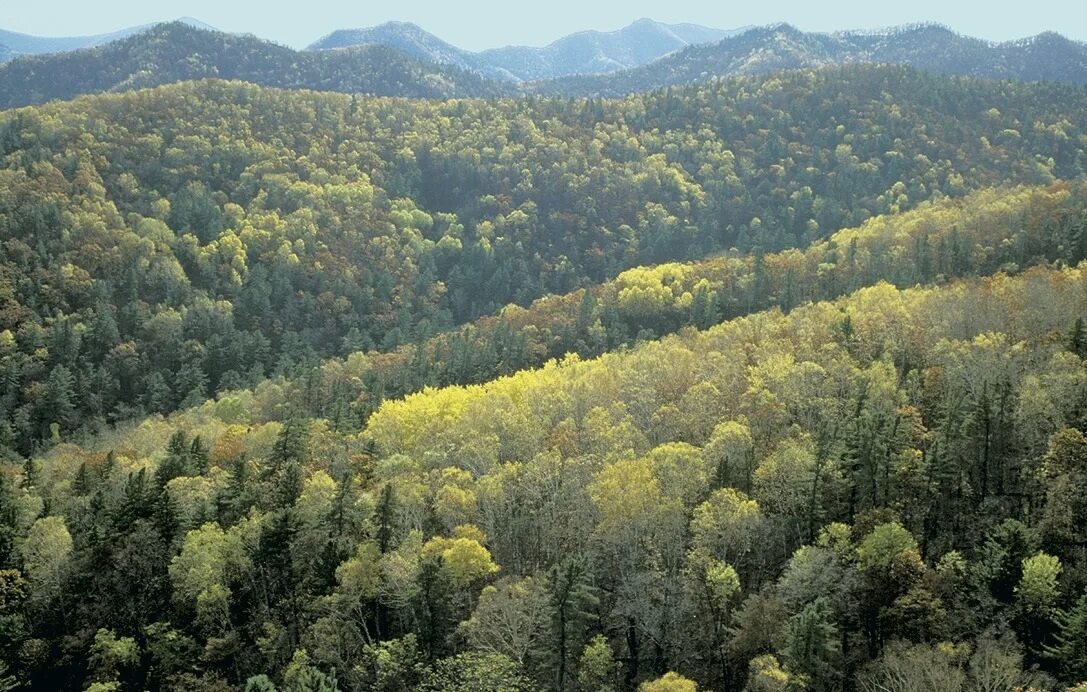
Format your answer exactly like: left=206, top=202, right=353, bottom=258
left=365, top=264, right=1087, bottom=474
left=42, top=180, right=1078, bottom=445
left=17, top=256, right=1087, bottom=685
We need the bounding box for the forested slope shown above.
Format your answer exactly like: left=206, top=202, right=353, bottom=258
left=108, top=182, right=1087, bottom=436
left=6, top=260, right=1087, bottom=690
left=3, top=68, right=1087, bottom=454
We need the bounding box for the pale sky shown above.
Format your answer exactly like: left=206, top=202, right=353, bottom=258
left=3, top=0, right=1084, bottom=50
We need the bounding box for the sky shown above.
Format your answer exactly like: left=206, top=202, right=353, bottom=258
left=2, top=0, right=1084, bottom=50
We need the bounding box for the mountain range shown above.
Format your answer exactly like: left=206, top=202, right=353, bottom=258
left=538, top=22, right=1087, bottom=96
left=0, top=22, right=511, bottom=108
left=0, top=19, right=1085, bottom=109
left=308, top=18, right=747, bottom=81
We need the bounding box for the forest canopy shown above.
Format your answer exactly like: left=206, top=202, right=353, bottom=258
left=1, top=52, right=1087, bottom=692
left=2, top=66, right=1087, bottom=454
left=7, top=260, right=1087, bottom=691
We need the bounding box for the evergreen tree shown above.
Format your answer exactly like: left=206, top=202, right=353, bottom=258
left=1046, top=594, right=1087, bottom=683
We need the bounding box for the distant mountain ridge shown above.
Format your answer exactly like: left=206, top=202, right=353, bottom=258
left=1, top=20, right=1085, bottom=108
left=0, top=17, right=214, bottom=60
left=534, top=23, right=1087, bottom=95
left=0, top=22, right=512, bottom=108
left=309, top=18, right=748, bottom=81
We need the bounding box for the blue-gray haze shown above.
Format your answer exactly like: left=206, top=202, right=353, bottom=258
left=2, top=0, right=1082, bottom=51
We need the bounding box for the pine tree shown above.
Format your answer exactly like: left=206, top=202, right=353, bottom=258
left=42, top=365, right=76, bottom=435
left=1046, top=593, right=1087, bottom=682
left=155, top=431, right=192, bottom=488
left=0, top=660, right=16, bottom=692
left=73, top=462, right=91, bottom=496
left=376, top=483, right=396, bottom=554
left=1070, top=317, right=1087, bottom=358
left=113, top=469, right=152, bottom=534
left=782, top=598, right=841, bottom=691
left=415, top=556, right=454, bottom=660
left=690, top=283, right=719, bottom=330
left=547, top=556, right=599, bottom=691
left=218, top=457, right=254, bottom=525
left=271, top=418, right=310, bottom=474
left=190, top=436, right=210, bottom=475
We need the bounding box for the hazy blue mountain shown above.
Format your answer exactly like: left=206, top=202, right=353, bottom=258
left=478, top=18, right=746, bottom=80
left=534, top=23, right=1087, bottom=96
left=309, top=18, right=747, bottom=80
left=0, top=17, right=214, bottom=60
left=0, top=21, right=513, bottom=108
left=5, top=20, right=1084, bottom=108
left=308, top=21, right=473, bottom=69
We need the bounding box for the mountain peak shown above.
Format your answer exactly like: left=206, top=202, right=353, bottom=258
left=175, top=17, right=217, bottom=32
left=307, top=18, right=739, bottom=82
left=1014, top=30, right=1080, bottom=47
left=307, top=21, right=468, bottom=73
left=374, top=20, right=426, bottom=30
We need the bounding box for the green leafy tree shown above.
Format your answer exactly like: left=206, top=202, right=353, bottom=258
left=1016, top=553, right=1062, bottom=615
left=639, top=671, right=698, bottom=692
left=418, top=653, right=532, bottom=692
left=578, top=635, right=620, bottom=692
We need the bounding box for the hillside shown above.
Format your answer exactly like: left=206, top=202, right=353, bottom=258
left=62, top=181, right=1087, bottom=444
left=536, top=23, right=1087, bottom=96
left=2, top=67, right=1086, bottom=454
left=10, top=257, right=1087, bottom=689
left=308, top=18, right=742, bottom=81
left=0, top=22, right=511, bottom=108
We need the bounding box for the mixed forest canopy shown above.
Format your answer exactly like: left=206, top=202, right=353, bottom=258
left=3, top=67, right=1087, bottom=455
left=1, top=20, right=1087, bottom=692
left=7, top=252, right=1087, bottom=691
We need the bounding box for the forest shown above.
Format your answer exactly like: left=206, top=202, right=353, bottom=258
left=3, top=66, right=1087, bottom=455
left=1, top=34, right=1087, bottom=692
